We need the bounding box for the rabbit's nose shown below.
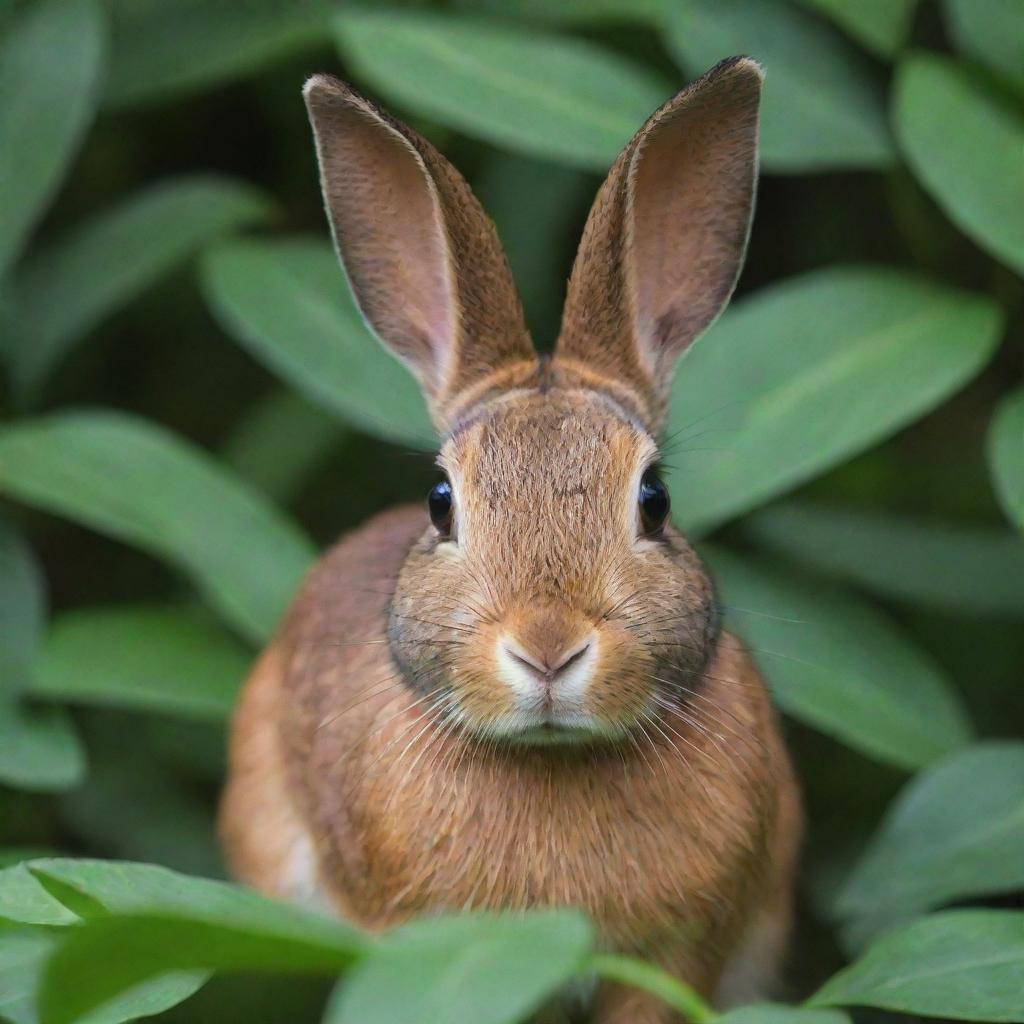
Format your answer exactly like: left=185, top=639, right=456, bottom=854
left=495, top=630, right=598, bottom=703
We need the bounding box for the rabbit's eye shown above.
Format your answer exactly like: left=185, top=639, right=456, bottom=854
left=428, top=479, right=454, bottom=536
left=638, top=469, right=670, bottom=535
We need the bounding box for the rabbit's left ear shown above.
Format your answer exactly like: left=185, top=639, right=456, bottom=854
left=555, top=57, right=763, bottom=434
left=304, top=75, right=536, bottom=431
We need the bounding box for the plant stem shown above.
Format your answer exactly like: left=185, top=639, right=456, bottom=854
left=588, top=952, right=717, bottom=1023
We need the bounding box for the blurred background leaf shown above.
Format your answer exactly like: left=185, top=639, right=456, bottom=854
left=988, top=388, right=1024, bottom=530
left=0, top=0, right=105, bottom=278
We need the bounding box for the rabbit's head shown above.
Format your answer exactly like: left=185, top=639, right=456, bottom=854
left=305, top=58, right=761, bottom=743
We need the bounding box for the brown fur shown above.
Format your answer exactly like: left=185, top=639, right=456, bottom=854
left=222, top=58, right=800, bottom=1022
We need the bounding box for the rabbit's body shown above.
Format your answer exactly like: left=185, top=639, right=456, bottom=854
left=223, top=504, right=798, bottom=1018
left=222, top=57, right=801, bottom=1022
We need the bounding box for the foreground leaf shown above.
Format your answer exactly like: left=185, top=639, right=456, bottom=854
left=325, top=911, right=592, bottom=1024
left=0, top=929, right=204, bottom=1024
left=744, top=503, right=1024, bottom=618
left=333, top=10, right=672, bottom=171
left=988, top=389, right=1024, bottom=530
left=0, top=412, right=315, bottom=643
left=894, top=54, right=1024, bottom=276
left=7, top=176, right=272, bottom=398
left=202, top=239, right=434, bottom=448
left=706, top=548, right=971, bottom=770
left=33, top=860, right=368, bottom=1024
left=0, top=0, right=106, bottom=276
left=811, top=910, right=1024, bottom=1021
left=836, top=743, right=1024, bottom=948
left=104, top=0, right=331, bottom=107
left=665, top=0, right=892, bottom=171
left=943, top=0, right=1024, bottom=90
left=796, top=0, right=917, bottom=58
left=32, top=605, right=250, bottom=721
left=667, top=267, right=1003, bottom=533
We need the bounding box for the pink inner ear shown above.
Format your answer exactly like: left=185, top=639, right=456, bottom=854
left=321, top=102, right=456, bottom=394
left=626, top=78, right=758, bottom=375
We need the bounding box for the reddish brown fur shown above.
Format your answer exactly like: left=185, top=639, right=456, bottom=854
left=222, top=58, right=801, bottom=1022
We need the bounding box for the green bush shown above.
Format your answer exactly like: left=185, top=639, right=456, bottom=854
left=1, top=1, right=1022, bottom=1022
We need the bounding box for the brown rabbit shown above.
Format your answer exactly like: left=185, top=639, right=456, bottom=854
left=221, top=57, right=801, bottom=1023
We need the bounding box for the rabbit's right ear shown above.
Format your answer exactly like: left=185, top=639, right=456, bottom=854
left=304, top=76, right=535, bottom=431
left=555, top=57, right=763, bottom=434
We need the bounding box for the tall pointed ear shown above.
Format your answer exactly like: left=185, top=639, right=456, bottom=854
left=555, top=57, right=762, bottom=434
left=303, top=75, right=536, bottom=431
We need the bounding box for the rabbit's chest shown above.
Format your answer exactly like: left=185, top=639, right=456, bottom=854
left=327, top=728, right=763, bottom=950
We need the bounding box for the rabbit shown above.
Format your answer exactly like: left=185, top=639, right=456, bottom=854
left=220, top=56, right=801, bottom=1023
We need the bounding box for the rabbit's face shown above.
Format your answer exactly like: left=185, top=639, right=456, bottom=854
left=388, top=387, right=718, bottom=744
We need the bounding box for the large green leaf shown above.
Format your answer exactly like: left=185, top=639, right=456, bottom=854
left=667, top=267, right=1003, bottom=533
left=894, top=53, right=1024, bottom=276
left=795, top=0, right=917, bottom=58
left=332, top=10, right=672, bottom=171
left=202, top=239, right=434, bottom=448
left=0, top=0, right=106, bottom=277
left=705, top=548, right=972, bottom=770
left=943, top=0, right=1024, bottom=91
left=453, top=0, right=665, bottom=24
left=7, top=177, right=272, bottom=398
left=0, top=520, right=84, bottom=793
left=988, top=389, right=1024, bottom=530
left=0, top=412, right=315, bottom=643
left=836, top=743, right=1024, bottom=948
left=811, top=910, right=1024, bottom=1021
left=325, top=911, right=592, bottom=1024
left=32, top=859, right=368, bottom=1024
left=32, top=605, right=249, bottom=721
left=743, top=503, right=1024, bottom=618
left=0, top=929, right=204, bottom=1024
left=103, top=0, right=331, bottom=107
left=222, top=391, right=346, bottom=505
left=664, top=0, right=892, bottom=172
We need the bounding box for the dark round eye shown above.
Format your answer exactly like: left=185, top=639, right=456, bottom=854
left=428, top=479, right=453, bottom=536
left=638, top=469, right=670, bottom=535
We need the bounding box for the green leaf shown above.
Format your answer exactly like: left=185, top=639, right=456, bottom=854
left=743, top=503, right=1024, bottom=618
left=0, top=928, right=206, bottom=1024
left=719, top=1006, right=850, bottom=1024
left=325, top=911, right=592, bottom=1024
left=32, top=605, right=250, bottom=721
left=0, top=0, right=106, bottom=277
left=836, top=742, right=1024, bottom=948
left=0, top=863, right=80, bottom=926
left=943, top=0, right=1024, bottom=91
left=332, top=10, right=672, bottom=171
left=0, top=411, right=315, bottom=644
left=589, top=954, right=715, bottom=1022
left=796, top=0, right=917, bottom=58
left=667, top=267, right=1003, bottom=533
left=810, top=909, right=1024, bottom=1021
left=222, top=392, right=345, bottom=505
left=202, top=239, right=435, bottom=448
left=894, top=53, right=1024, bottom=276
left=476, top=151, right=588, bottom=345
left=665, top=0, right=892, bottom=172
left=705, top=548, right=972, bottom=770
left=0, top=518, right=44, bottom=679
left=103, top=0, right=331, bottom=108
left=32, top=859, right=368, bottom=1024
left=0, top=520, right=84, bottom=793
left=988, top=389, right=1024, bottom=530
left=7, top=176, right=272, bottom=399
left=453, top=0, right=665, bottom=25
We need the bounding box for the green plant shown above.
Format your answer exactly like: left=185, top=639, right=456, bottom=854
left=0, top=0, right=1022, bottom=1022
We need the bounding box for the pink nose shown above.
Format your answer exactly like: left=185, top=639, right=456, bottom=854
left=500, top=635, right=593, bottom=686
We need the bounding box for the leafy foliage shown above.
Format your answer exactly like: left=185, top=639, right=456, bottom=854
left=0, top=0, right=1021, bottom=1021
